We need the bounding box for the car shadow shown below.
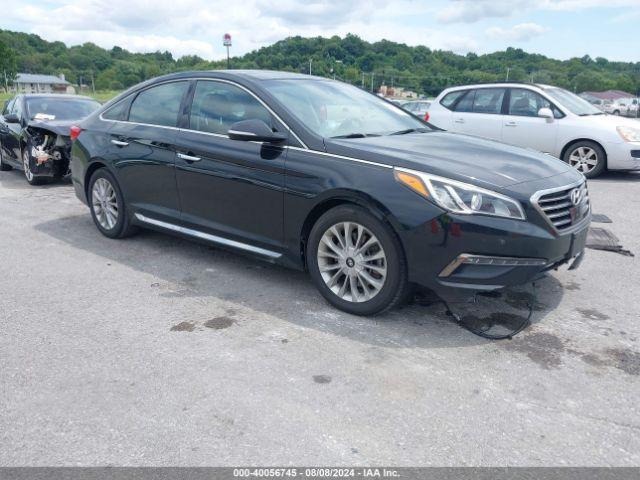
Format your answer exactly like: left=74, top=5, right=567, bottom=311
left=34, top=214, right=565, bottom=349
left=0, top=168, right=72, bottom=190
left=592, top=171, right=640, bottom=182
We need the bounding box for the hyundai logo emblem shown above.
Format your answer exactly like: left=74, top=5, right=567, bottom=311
left=570, top=188, right=582, bottom=206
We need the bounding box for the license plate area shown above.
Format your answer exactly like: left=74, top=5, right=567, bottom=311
left=569, top=227, right=588, bottom=259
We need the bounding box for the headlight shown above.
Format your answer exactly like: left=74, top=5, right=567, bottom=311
left=394, top=168, right=526, bottom=220
left=617, top=126, right=640, bottom=142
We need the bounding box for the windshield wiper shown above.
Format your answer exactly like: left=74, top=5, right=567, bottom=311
left=331, top=133, right=381, bottom=139
left=388, top=128, right=428, bottom=135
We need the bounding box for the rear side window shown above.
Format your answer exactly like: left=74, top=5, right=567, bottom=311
left=102, top=95, right=133, bottom=121
left=472, top=88, right=505, bottom=114
left=129, top=82, right=188, bottom=127
left=453, top=90, right=475, bottom=112
left=188, top=80, right=272, bottom=135
left=440, top=90, right=467, bottom=110
left=3, top=98, right=14, bottom=115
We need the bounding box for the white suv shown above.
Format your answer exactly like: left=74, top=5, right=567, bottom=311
left=428, top=83, right=640, bottom=178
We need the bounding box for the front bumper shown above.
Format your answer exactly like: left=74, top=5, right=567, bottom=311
left=604, top=141, right=640, bottom=170
left=403, top=211, right=590, bottom=293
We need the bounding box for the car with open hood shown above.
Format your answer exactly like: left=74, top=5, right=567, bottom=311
left=70, top=71, right=591, bottom=315
left=0, top=94, right=101, bottom=185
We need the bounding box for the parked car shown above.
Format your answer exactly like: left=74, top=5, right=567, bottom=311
left=402, top=100, right=431, bottom=121
left=604, top=97, right=639, bottom=117
left=428, top=83, right=640, bottom=178
left=70, top=71, right=590, bottom=315
left=0, top=94, right=101, bottom=185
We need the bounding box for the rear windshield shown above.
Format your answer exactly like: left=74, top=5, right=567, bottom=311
left=26, top=97, right=101, bottom=121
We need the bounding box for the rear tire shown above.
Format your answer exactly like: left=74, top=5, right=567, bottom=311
left=88, top=168, right=138, bottom=239
left=307, top=205, right=409, bottom=316
left=562, top=141, right=606, bottom=179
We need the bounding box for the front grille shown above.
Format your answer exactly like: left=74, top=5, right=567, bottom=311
left=535, top=182, right=590, bottom=232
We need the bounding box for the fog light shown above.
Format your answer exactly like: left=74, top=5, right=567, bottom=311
left=439, top=254, right=548, bottom=277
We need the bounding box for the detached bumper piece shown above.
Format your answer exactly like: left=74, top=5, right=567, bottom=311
left=438, top=254, right=548, bottom=290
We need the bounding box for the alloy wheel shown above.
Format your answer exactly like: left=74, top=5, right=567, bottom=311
left=568, top=146, right=598, bottom=174
left=22, top=150, right=34, bottom=182
left=316, top=221, right=387, bottom=303
left=92, top=177, right=119, bottom=230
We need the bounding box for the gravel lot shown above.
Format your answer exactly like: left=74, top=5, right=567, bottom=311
left=1, top=168, right=639, bottom=466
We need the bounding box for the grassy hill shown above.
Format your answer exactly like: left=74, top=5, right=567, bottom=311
left=1, top=29, right=639, bottom=97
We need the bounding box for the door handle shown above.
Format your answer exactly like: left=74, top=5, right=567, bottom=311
left=111, top=139, right=129, bottom=147
left=177, top=152, right=202, bottom=162
left=453, top=118, right=465, bottom=124
left=505, top=121, right=517, bottom=127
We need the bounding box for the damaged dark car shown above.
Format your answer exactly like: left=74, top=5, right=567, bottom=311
left=0, top=94, right=101, bottom=185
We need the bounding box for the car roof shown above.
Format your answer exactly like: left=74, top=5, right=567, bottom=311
left=442, top=82, right=546, bottom=92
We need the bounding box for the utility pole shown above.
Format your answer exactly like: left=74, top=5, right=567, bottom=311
left=361, top=72, right=365, bottom=88
left=309, top=58, right=312, bottom=75
left=505, top=67, right=510, bottom=81
left=91, top=71, right=95, bottom=94
left=371, top=72, right=374, bottom=93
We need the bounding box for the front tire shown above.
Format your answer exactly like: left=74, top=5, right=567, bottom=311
left=307, top=205, right=408, bottom=316
left=88, top=168, right=137, bottom=239
left=22, top=145, right=47, bottom=185
left=563, top=141, right=606, bottom=178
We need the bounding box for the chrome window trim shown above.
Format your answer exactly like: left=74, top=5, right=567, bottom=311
left=134, top=213, right=282, bottom=259
left=530, top=179, right=591, bottom=235
left=99, top=77, right=308, bottom=148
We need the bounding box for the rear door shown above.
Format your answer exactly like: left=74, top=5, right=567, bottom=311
left=501, top=88, right=560, bottom=154
left=106, top=81, right=188, bottom=222
left=173, top=79, right=288, bottom=253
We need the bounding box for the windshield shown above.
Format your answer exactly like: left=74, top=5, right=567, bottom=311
left=543, top=87, right=602, bottom=116
left=26, top=97, right=101, bottom=121
left=265, top=79, right=429, bottom=138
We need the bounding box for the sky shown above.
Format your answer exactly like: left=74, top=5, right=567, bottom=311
left=2, top=0, right=640, bottom=62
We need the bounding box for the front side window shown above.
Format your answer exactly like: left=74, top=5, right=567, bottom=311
left=265, top=79, right=427, bottom=138
left=12, top=97, right=24, bottom=119
left=472, top=88, right=505, bottom=114
left=189, top=81, right=272, bottom=135
left=508, top=89, right=561, bottom=118
left=129, top=82, right=188, bottom=127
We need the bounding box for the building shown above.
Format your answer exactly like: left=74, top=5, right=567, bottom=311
left=378, top=85, right=418, bottom=100
left=8, top=73, right=76, bottom=94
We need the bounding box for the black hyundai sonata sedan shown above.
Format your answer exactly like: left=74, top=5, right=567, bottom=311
left=70, top=70, right=591, bottom=315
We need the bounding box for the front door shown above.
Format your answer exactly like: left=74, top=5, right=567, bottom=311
left=501, top=88, right=559, bottom=154
left=174, top=80, right=288, bottom=253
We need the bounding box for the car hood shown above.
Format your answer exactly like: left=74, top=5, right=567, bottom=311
left=579, top=113, right=640, bottom=128
left=326, top=131, right=577, bottom=190
left=26, top=119, right=76, bottom=137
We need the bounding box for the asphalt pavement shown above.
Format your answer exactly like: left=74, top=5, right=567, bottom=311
left=1, top=168, right=639, bottom=466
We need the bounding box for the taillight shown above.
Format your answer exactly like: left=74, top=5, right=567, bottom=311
left=70, top=126, right=83, bottom=141
left=424, top=112, right=430, bottom=122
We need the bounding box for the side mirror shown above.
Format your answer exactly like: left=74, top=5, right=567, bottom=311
left=3, top=113, right=19, bottom=124
left=538, top=107, right=554, bottom=122
left=228, top=119, right=287, bottom=143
